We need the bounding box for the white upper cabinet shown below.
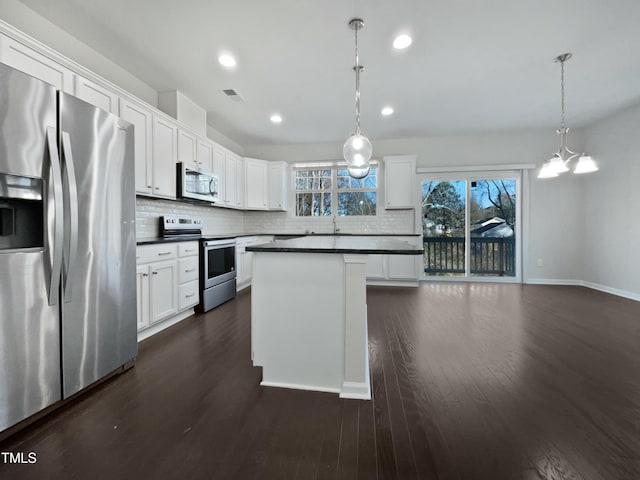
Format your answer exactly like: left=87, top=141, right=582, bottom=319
left=196, top=138, right=213, bottom=172
left=224, top=151, right=238, bottom=207
left=0, top=34, right=74, bottom=94
left=268, top=161, right=288, bottom=211
left=384, top=155, right=416, bottom=209
left=177, top=129, right=197, bottom=168
left=152, top=116, right=177, bottom=199
left=212, top=143, right=226, bottom=202
left=120, top=97, right=153, bottom=195
left=75, top=76, right=119, bottom=114
left=235, top=157, right=245, bottom=209
left=244, top=158, right=268, bottom=210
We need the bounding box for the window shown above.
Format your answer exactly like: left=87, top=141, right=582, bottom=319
left=295, top=166, right=377, bottom=217
left=419, top=171, right=521, bottom=281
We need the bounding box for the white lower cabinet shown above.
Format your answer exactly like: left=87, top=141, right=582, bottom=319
left=136, top=265, right=151, bottom=331
left=150, top=260, right=179, bottom=323
left=177, top=242, right=199, bottom=310
left=366, top=254, right=386, bottom=279
left=136, top=241, right=199, bottom=335
left=388, top=254, right=418, bottom=280
left=366, top=236, right=420, bottom=284
left=236, top=236, right=273, bottom=290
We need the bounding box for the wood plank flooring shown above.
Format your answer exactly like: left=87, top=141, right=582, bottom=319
left=1, top=284, right=639, bottom=479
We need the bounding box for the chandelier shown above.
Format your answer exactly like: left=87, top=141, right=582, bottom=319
left=538, top=53, right=598, bottom=178
left=343, top=18, right=372, bottom=179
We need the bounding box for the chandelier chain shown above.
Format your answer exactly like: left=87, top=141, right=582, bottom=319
left=560, top=58, right=566, bottom=129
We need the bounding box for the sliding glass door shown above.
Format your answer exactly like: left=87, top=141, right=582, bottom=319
left=419, top=171, right=521, bottom=282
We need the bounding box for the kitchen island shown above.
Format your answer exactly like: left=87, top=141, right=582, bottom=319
left=247, top=236, right=423, bottom=400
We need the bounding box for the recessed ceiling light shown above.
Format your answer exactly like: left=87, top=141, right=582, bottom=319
left=393, top=34, right=412, bottom=50
left=381, top=106, right=394, bottom=116
left=270, top=114, right=283, bottom=124
left=218, top=54, right=237, bottom=67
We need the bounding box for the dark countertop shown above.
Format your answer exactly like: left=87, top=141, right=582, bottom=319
left=246, top=236, right=423, bottom=255
left=136, top=233, right=246, bottom=245
left=137, top=232, right=420, bottom=246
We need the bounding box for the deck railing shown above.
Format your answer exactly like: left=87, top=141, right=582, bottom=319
left=423, top=236, right=516, bottom=276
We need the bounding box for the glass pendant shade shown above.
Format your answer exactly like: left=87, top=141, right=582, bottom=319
left=343, top=133, right=372, bottom=178
left=573, top=155, right=598, bottom=174
left=538, top=161, right=559, bottom=179
left=549, top=155, right=569, bottom=174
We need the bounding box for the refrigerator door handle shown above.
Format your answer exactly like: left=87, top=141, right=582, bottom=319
left=61, top=131, right=79, bottom=303
left=46, top=126, right=63, bottom=306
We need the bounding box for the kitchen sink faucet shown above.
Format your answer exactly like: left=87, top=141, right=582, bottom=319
left=332, top=215, right=340, bottom=234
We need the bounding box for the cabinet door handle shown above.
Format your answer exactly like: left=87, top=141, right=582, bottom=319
left=184, top=249, right=195, bottom=253
left=142, top=273, right=149, bottom=277
left=185, top=268, right=196, bottom=273
left=158, top=251, right=172, bottom=256
left=152, top=271, right=158, bottom=275
left=185, top=293, right=195, bottom=298
left=147, top=185, right=152, bottom=188
left=155, top=187, right=160, bottom=190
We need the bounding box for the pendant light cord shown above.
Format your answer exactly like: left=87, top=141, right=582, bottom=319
left=354, top=24, right=362, bottom=135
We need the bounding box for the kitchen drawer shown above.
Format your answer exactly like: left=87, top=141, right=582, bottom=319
left=178, top=256, right=198, bottom=283
left=178, top=280, right=199, bottom=310
left=178, top=241, right=199, bottom=257
left=137, top=244, right=178, bottom=264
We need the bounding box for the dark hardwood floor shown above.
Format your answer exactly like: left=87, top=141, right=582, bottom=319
left=1, top=284, right=639, bottom=479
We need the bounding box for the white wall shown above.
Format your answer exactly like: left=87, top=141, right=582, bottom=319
left=0, top=3, right=242, bottom=151
left=206, top=125, right=245, bottom=156
left=582, top=101, right=640, bottom=298
left=246, top=130, right=588, bottom=282
left=0, top=0, right=157, bottom=105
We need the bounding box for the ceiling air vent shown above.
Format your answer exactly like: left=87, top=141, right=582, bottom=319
left=222, top=89, right=244, bottom=102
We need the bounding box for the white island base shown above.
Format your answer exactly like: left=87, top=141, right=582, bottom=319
left=251, top=252, right=371, bottom=399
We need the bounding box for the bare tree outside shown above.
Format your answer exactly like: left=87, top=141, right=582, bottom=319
left=295, top=168, right=377, bottom=217
left=422, top=179, right=517, bottom=277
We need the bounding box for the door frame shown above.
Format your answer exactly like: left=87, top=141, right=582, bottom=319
left=416, top=168, right=527, bottom=283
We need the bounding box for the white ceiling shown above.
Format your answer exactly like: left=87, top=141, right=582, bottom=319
left=18, top=0, right=640, bottom=146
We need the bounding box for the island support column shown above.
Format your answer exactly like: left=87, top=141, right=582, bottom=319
left=341, top=254, right=371, bottom=399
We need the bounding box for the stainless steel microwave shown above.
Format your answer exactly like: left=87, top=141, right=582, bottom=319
left=177, top=163, right=219, bottom=203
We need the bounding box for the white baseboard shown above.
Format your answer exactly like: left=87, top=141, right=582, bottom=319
left=582, top=281, right=640, bottom=302
left=526, top=278, right=583, bottom=286
left=527, top=278, right=640, bottom=302
left=340, top=381, right=372, bottom=400
left=260, top=380, right=341, bottom=395
left=367, top=279, right=419, bottom=287
left=137, top=309, right=194, bottom=343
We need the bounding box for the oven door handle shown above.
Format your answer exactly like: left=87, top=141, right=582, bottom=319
left=204, top=240, right=235, bottom=248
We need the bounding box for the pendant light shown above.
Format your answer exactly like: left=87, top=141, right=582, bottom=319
left=538, top=53, right=598, bottom=178
left=343, top=18, right=372, bottom=179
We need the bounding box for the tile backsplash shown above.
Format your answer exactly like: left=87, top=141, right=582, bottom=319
left=244, top=209, right=416, bottom=235
left=136, top=197, right=416, bottom=239
left=135, top=197, right=245, bottom=238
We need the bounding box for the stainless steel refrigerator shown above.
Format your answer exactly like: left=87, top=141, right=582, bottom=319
left=0, top=63, right=137, bottom=433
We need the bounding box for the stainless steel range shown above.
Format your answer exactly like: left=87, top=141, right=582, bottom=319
left=159, top=215, right=236, bottom=313
left=198, top=238, right=237, bottom=312
left=159, top=215, right=203, bottom=237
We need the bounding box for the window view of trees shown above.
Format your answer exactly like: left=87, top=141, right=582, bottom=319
left=295, top=168, right=377, bottom=217
left=422, top=179, right=517, bottom=277
left=422, top=181, right=465, bottom=236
